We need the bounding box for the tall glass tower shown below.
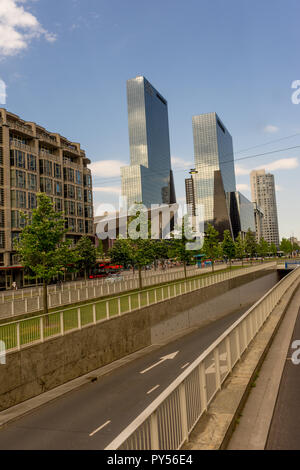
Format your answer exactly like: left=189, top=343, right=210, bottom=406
left=121, top=76, right=176, bottom=208
left=191, top=112, right=236, bottom=231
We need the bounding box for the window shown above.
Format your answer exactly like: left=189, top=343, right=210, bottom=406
left=40, top=160, right=52, bottom=176
left=77, top=203, right=83, bottom=217
left=10, top=150, right=26, bottom=168
left=84, top=189, right=92, bottom=203
left=77, top=219, right=84, bottom=233
left=64, top=184, right=75, bottom=199
left=64, top=167, right=74, bottom=182
left=54, top=181, right=62, bottom=196
left=66, top=218, right=76, bottom=232
left=11, top=190, right=26, bottom=208
left=11, top=210, right=26, bottom=228
left=27, top=154, right=36, bottom=171
left=76, top=187, right=83, bottom=201
left=40, top=177, right=53, bottom=195
left=84, top=173, right=91, bottom=187
left=28, top=193, right=37, bottom=209
left=11, top=170, right=26, bottom=189
left=85, top=205, right=93, bottom=218
left=55, top=198, right=63, bottom=212
left=27, top=173, right=37, bottom=191
left=0, top=231, right=4, bottom=249
left=54, top=163, right=61, bottom=179
left=76, top=170, right=82, bottom=185
left=85, top=220, right=93, bottom=234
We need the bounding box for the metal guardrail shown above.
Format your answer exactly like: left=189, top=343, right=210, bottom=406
left=0, top=263, right=276, bottom=354
left=104, top=265, right=300, bottom=450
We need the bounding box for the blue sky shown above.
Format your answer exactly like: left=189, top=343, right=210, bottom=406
left=1, top=0, right=300, bottom=239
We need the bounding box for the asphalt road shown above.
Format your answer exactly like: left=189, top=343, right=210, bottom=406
left=0, top=306, right=250, bottom=450
left=266, top=308, right=300, bottom=450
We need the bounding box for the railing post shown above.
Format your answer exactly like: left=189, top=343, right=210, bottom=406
left=106, top=301, right=110, bottom=319
left=92, top=303, right=96, bottom=323
left=199, top=362, right=207, bottom=411
left=16, top=322, right=21, bottom=350
left=60, top=311, right=64, bottom=335
left=150, top=411, right=159, bottom=450
left=128, top=295, right=132, bottom=312
left=138, top=292, right=141, bottom=309
left=154, top=288, right=157, bottom=303
left=40, top=316, right=44, bottom=342
left=214, top=347, right=221, bottom=389
left=225, top=336, right=232, bottom=372
left=179, top=382, right=189, bottom=443
left=118, top=298, right=121, bottom=316
left=236, top=326, right=241, bottom=360
left=78, top=308, right=81, bottom=329
left=147, top=291, right=150, bottom=306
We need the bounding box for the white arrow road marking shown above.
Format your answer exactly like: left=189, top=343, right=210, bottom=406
left=89, top=420, right=111, bottom=437
left=140, top=351, right=179, bottom=374
left=147, top=385, right=160, bottom=394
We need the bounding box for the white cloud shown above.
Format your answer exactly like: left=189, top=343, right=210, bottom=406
left=171, top=156, right=193, bottom=169
left=89, top=159, right=125, bottom=178
left=236, top=183, right=250, bottom=191
left=235, top=157, right=299, bottom=175
left=263, top=125, right=279, bottom=134
left=93, top=186, right=121, bottom=194
left=0, top=0, right=57, bottom=58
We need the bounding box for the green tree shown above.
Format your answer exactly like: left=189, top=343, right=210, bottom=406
left=96, top=239, right=104, bottom=259
left=168, top=217, right=196, bottom=279
left=245, top=229, right=257, bottom=262
left=280, top=238, right=293, bottom=255
left=221, top=230, right=236, bottom=269
left=235, top=233, right=246, bottom=266
left=202, top=223, right=220, bottom=272
left=270, top=242, right=277, bottom=256
left=74, top=236, right=97, bottom=280
left=16, top=193, right=75, bottom=313
left=257, top=237, right=270, bottom=258
left=109, top=238, right=134, bottom=269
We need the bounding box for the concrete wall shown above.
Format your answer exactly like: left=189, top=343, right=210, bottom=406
left=0, top=269, right=278, bottom=411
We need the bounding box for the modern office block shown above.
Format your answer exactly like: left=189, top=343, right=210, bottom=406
left=188, top=112, right=236, bottom=236
left=250, top=169, right=280, bottom=246
left=0, top=108, right=94, bottom=288
left=228, top=191, right=256, bottom=239
left=121, top=76, right=176, bottom=207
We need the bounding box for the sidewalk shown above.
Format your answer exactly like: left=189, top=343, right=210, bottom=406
left=227, top=285, right=300, bottom=450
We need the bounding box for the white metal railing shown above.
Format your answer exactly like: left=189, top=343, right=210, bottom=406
left=105, top=266, right=300, bottom=450
left=0, top=262, right=276, bottom=318
left=0, top=263, right=276, bottom=353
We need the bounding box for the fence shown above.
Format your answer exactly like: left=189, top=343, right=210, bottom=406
left=0, top=262, right=276, bottom=354
left=0, top=261, right=277, bottom=318
left=104, top=265, right=300, bottom=450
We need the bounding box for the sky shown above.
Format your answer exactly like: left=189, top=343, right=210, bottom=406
left=0, top=0, right=300, bottom=239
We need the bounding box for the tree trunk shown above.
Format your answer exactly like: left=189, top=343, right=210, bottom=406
left=138, top=266, right=143, bottom=290
left=241, top=257, right=244, bottom=267
left=212, top=260, right=215, bottom=272
left=183, top=260, right=187, bottom=279
left=43, top=280, right=48, bottom=314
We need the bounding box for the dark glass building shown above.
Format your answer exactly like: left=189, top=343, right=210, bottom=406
left=121, top=76, right=176, bottom=208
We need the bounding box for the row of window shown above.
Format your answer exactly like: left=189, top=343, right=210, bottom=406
left=10, top=151, right=37, bottom=171
left=64, top=201, right=93, bottom=218
left=65, top=218, right=93, bottom=234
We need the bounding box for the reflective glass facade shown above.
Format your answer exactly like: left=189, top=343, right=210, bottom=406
left=228, top=191, right=256, bottom=239
left=192, top=113, right=236, bottom=225
left=121, top=76, right=175, bottom=207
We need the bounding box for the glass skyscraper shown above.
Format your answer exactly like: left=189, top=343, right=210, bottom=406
left=191, top=112, right=236, bottom=230
left=121, top=76, right=176, bottom=208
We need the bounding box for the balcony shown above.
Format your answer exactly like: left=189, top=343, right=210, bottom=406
left=39, top=150, right=61, bottom=162
left=8, top=120, right=34, bottom=137
left=63, top=158, right=81, bottom=170
left=62, top=143, right=80, bottom=156
left=10, top=140, right=34, bottom=153
left=37, top=132, right=58, bottom=147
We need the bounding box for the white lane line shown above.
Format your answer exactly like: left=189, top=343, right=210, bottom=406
left=89, top=420, right=111, bottom=437
left=181, top=362, right=190, bottom=369
left=147, top=385, right=160, bottom=395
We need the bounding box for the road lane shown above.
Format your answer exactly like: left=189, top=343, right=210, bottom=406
left=0, top=305, right=252, bottom=450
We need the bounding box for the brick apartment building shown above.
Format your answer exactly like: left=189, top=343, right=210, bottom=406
left=0, top=108, right=94, bottom=289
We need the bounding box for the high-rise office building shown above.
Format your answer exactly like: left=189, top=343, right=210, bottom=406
left=250, top=169, right=280, bottom=246
left=187, top=112, right=236, bottom=235
left=121, top=76, right=176, bottom=208
left=0, top=108, right=94, bottom=289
